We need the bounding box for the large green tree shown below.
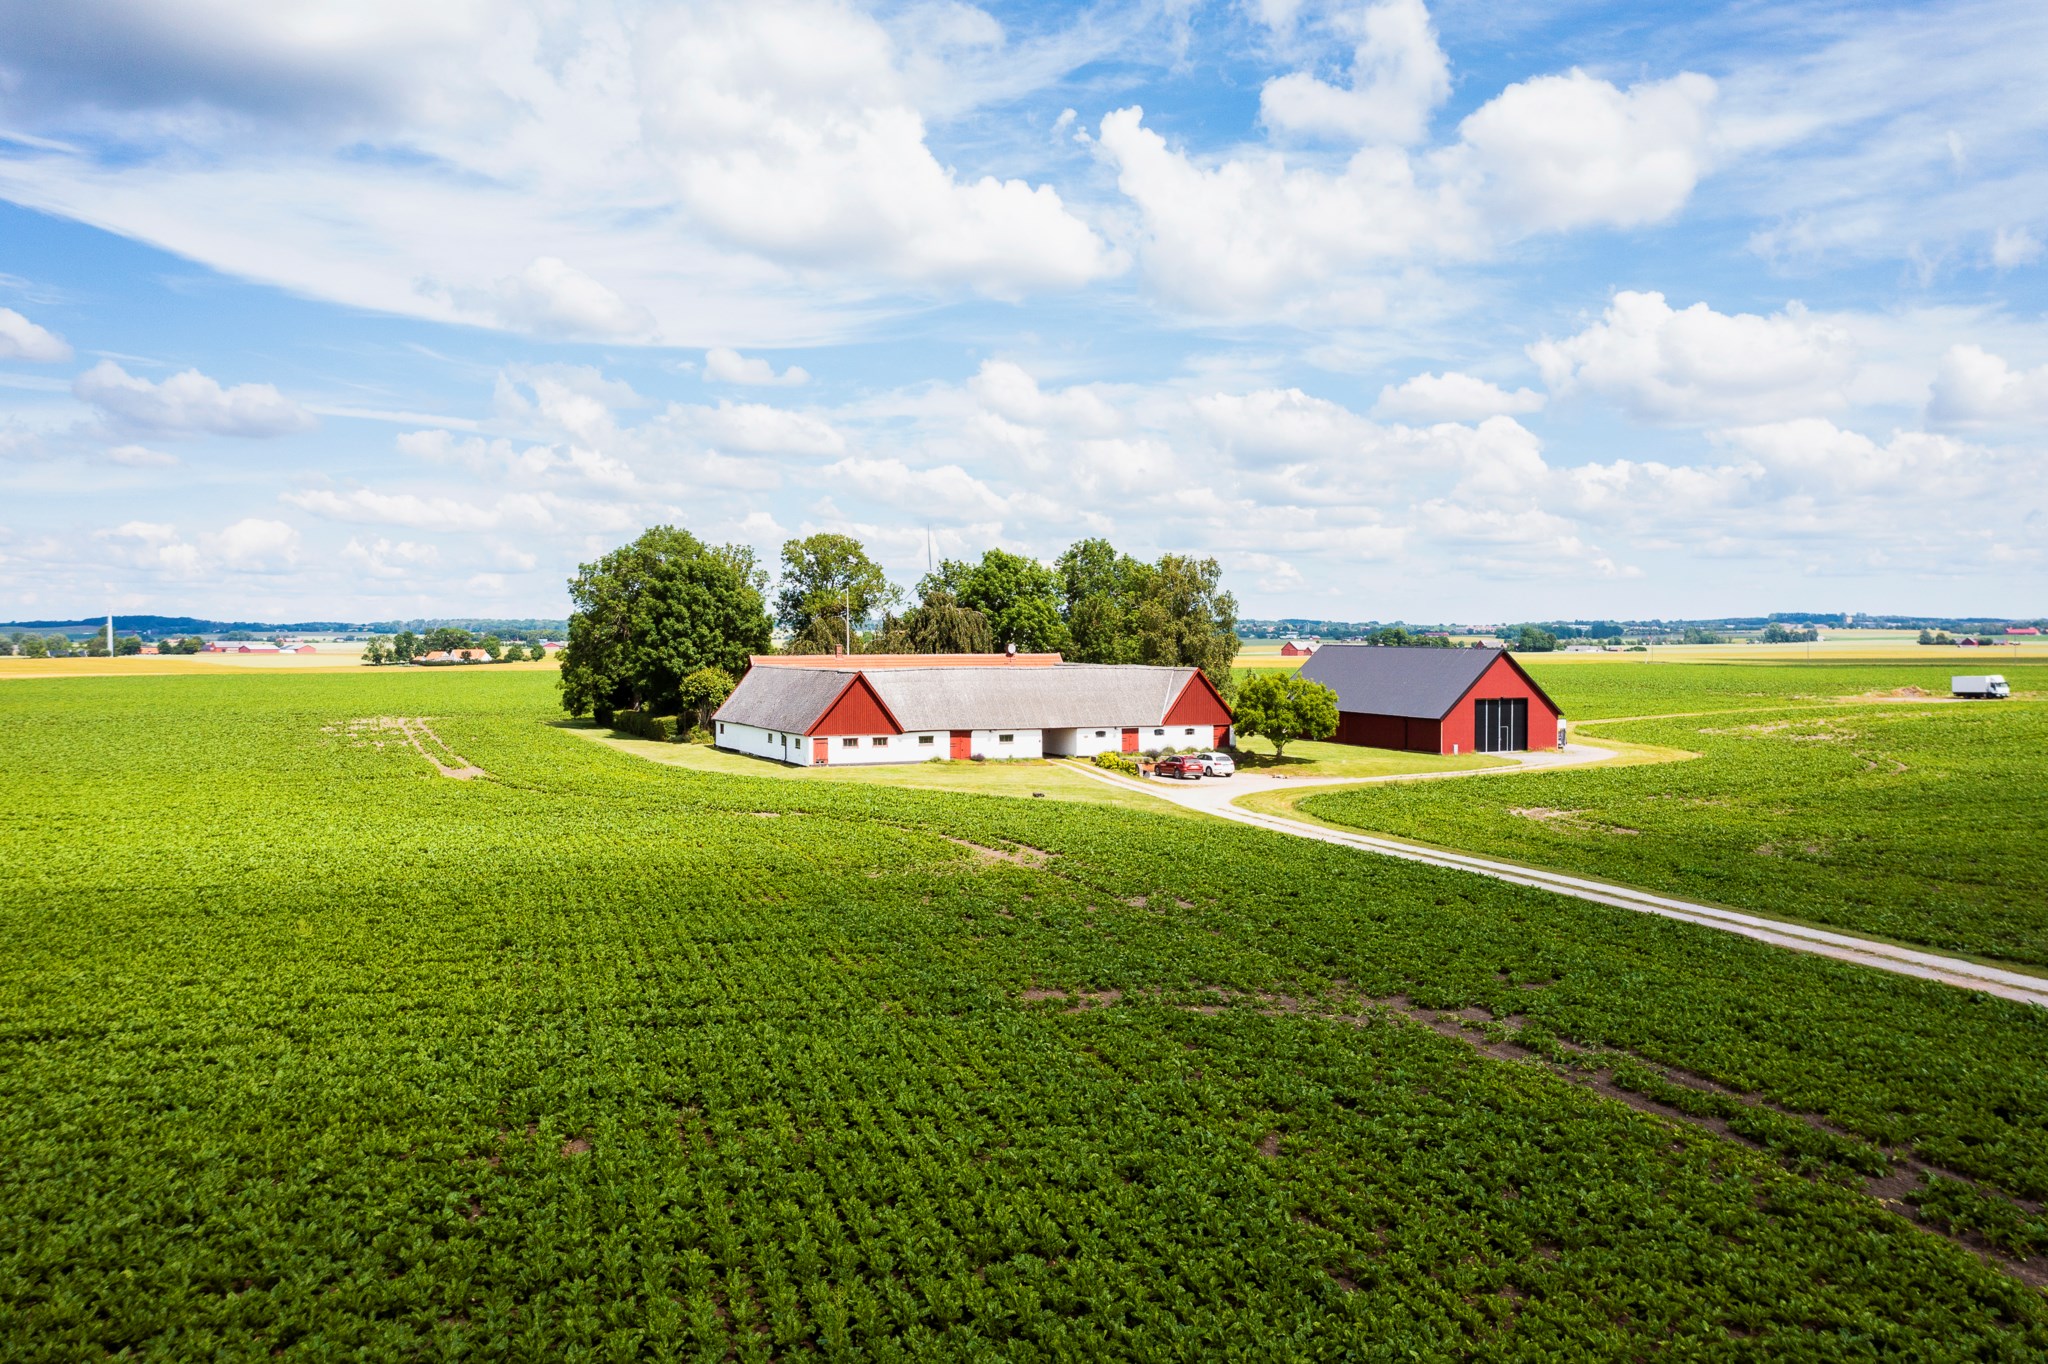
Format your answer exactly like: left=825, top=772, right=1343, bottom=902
left=1054, top=539, right=1240, bottom=689
left=559, top=526, right=772, bottom=719
left=871, top=589, right=997, bottom=654
left=920, top=549, right=1070, bottom=653
left=774, top=534, right=898, bottom=643
left=1234, top=672, right=1340, bottom=759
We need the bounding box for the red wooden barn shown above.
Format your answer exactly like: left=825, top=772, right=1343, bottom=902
left=1297, top=645, right=1565, bottom=754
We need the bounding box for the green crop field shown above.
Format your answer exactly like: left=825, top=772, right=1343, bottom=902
left=1303, top=663, right=2048, bottom=969
left=5, top=669, right=2048, bottom=1357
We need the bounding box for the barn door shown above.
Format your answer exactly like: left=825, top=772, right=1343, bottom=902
left=1121, top=728, right=1139, bottom=753
left=1474, top=699, right=1527, bottom=752
left=949, top=730, right=971, bottom=759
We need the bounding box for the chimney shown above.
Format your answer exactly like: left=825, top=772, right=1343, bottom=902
left=833, top=643, right=844, bottom=657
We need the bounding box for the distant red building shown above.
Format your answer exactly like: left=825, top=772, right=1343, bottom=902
left=1278, top=641, right=1318, bottom=657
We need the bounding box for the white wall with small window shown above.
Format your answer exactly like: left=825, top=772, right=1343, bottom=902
left=1041, top=726, right=1122, bottom=757
left=969, top=728, right=1042, bottom=759
left=815, top=731, right=951, bottom=766
left=714, top=721, right=807, bottom=766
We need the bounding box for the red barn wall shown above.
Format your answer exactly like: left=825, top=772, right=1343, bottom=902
left=810, top=676, right=901, bottom=736
left=1164, top=674, right=1233, bottom=726
left=1331, top=712, right=1439, bottom=753
left=1439, top=655, right=1561, bottom=754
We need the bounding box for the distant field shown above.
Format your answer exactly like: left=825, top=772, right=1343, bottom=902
left=0, top=655, right=557, bottom=679
left=5, top=669, right=2048, bottom=1355
left=1303, top=661, right=2048, bottom=967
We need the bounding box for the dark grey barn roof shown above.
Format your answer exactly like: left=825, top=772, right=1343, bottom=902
left=1297, top=645, right=1505, bottom=720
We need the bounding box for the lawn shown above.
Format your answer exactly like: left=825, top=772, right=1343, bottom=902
left=1226, top=734, right=1508, bottom=779
left=568, top=723, right=1187, bottom=815
left=3, top=668, right=2047, bottom=1357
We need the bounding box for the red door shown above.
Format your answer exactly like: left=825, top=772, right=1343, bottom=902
left=1121, top=728, right=1139, bottom=753
left=812, top=736, right=829, bottom=765
left=1214, top=725, right=1230, bottom=748
left=949, top=730, right=971, bottom=759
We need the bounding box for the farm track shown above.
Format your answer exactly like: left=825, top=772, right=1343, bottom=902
left=1065, top=751, right=2048, bottom=1010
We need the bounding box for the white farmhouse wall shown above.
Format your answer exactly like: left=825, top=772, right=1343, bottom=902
left=1043, top=726, right=1123, bottom=757
left=716, top=721, right=807, bottom=765
left=818, top=731, right=950, bottom=766
left=1134, top=722, right=1209, bottom=753
left=970, top=728, right=1043, bottom=759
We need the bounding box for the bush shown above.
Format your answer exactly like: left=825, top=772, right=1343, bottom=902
left=1093, top=752, right=1140, bottom=776
left=685, top=725, right=713, bottom=745
left=593, top=705, right=615, bottom=727
left=645, top=715, right=678, bottom=743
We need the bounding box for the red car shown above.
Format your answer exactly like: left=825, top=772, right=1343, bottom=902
left=1152, top=755, right=1203, bottom=780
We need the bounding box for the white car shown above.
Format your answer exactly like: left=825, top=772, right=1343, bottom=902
left=1191, top=751, right=1235, bottom=777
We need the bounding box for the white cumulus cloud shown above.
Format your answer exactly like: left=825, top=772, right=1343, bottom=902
left=1260, top=0, right=1450, bottom=145
left=705, top=347, right=810, bottom=386
left=72, top=360, right=316, bottom=438
left=1374, top=371, right=1544, bottom=421
left=1926, top=344, right=2048, bottom=426
left=1449, top=70, right=1717, bottom=233
left=1529, top=291, right=1857, bottom=423
left=0, top=306, right=73, bottom=362
left=481, top=258, right=654, bottom=339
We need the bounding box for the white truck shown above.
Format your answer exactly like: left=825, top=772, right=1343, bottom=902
left=1952, top=675, right=2011, bottom=699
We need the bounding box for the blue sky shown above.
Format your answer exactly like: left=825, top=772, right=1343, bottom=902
left=0, top=0, right=2042, bottom=623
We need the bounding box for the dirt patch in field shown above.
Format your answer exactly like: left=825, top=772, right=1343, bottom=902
left=1509, top=808, right=1640, bottom=836
left=938, top=834, right=1052, bottom=869
left=327, top=716, right=488, bottom=779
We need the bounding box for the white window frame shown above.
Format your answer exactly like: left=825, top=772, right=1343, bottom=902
left=841, top=736, right=859, bottom=748
left=918, top=734, right=936, bottom=746
left=873, top=736, right=888, bottom=746
left=998, top=733, right=1014, bottom=744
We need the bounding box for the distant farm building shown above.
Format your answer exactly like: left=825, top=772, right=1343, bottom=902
left=418, top=648, right=492, bottom=663
left=714, top=652, right=1233, bottom=766
left=2008, top=626, right=2041, bottom=636
left=1298, top=645, right=1564, bottom=755
left=1278, top=640, right=1318, bottom=657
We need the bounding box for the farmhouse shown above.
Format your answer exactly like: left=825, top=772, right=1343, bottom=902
left=1298, top=644, right=1564, bottom=755
left=713, top=652, right=1233, bottom=766
left=1278, top=640, right=1318, bottom=657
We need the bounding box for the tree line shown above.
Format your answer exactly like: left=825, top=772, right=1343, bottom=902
left=361, top=627, right=548, bottom=665
left=556, top=527, right=1241, bottom=725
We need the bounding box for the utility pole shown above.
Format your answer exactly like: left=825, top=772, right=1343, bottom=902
left=845, top=586, right=853, bottom=656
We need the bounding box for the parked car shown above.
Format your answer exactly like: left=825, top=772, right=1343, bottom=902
left=1152, top=754, right=1204, bottom=780
left=1190, top=751, right=1235, bottom=777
